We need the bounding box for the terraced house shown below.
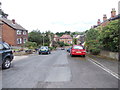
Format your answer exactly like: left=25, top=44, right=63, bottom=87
left=92, top=8, right=120, bottom=28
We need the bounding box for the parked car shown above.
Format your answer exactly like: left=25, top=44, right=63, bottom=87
left=70, top=45, right=86, bottom=57
left=61, top=47, right=65, bottom=50
left=67, top=47, right=72, bottom=53
left=38, top=46, right=51, bottom=55
left=0, top=42, right=14, bottom=69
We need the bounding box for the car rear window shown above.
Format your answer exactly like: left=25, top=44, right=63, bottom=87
left=73, top=46, right=83, bottom=49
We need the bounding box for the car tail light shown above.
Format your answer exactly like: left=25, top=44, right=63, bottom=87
left=71, top=50, right=76, bottom=52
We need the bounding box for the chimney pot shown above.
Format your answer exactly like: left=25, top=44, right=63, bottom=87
left=111, top=8, right=116, bottom=18
left=97, top=19, right=101, bottom=25
left=103, top=14, right=107, bottom=21
left=12, top=19, right=15, bottom=24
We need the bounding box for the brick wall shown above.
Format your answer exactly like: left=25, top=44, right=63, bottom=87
left=2, top=24, right=16, bottom=46
left=2, top=23, right=28, bottom=46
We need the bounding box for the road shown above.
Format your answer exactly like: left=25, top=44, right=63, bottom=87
left=2, top=50, right=118, bottom=88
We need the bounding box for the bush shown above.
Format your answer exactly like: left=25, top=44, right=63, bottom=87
left=64, top=43, right=70, bottom=46
left=90, top=48, right=101, bottom=55
left=49, top=47, right=56, bottom=50
left=24, top=41, right=37, bottom=49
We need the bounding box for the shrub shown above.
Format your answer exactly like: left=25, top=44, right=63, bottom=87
left=89, top=48, right=101, bottom=55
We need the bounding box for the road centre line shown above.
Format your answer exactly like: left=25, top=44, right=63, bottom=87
left=87, top=57, right=120, bottom=80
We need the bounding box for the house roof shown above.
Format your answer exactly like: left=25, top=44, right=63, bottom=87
left=0, top=17, right=27, bottom=31
left=60, top=34, right=72, bottom=39
left=54, top=35, right=59, bottom=38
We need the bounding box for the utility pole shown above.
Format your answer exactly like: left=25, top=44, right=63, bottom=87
left=42, top=33, right=45, bottom=46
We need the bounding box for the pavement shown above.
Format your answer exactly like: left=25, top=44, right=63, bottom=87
left=87, top=54, right=119, bottom=75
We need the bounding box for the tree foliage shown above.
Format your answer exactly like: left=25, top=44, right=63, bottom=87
left=99, top=20, right=119, bottom=52
left=28, top=30, right=53, bottom=46
left=73, top=38, right=77, bottom=45
left=85, top=20, right=119, bottom=53
left=85, top=28, right=101, bottom=54
left=24, top=41, right=37, bottom=49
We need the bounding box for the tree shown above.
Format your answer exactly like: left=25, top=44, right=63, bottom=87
left=28, top=30, right=53, bottom=46
left=24, top=41, right=37, bottom=49
left=73, top=38, right=77, bottom=45
left=99, top=20, right=119, bottom=52
left=85, top=28, right=101, bottom=55
left=57, top=41, right=65, bottom=47
left=28, top=30, right=42, bottom=45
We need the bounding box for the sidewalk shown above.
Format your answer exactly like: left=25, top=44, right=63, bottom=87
left=13, top=53, right=37, bottom=61
left=14, top=55, right=29, bottom=61
left=87, top=54, right=119, bottom=75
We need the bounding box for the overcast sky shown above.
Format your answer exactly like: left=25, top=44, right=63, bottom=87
left=0, top=0, right=119, bottom=33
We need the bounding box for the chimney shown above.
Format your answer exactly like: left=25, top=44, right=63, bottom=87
left=111, top=8, right=116, bottom=18
left=97, top=19, right=101, bottom=25
left=103, top=14, right=107, bottom=22
left=12, top=19, right=15, bottom=24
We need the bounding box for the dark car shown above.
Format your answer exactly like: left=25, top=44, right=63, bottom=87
left=67, top=47, right=72, bottom=53
left=38, top=46, right=51, bottom=55
left=61, top=47, right=65, bottom=50
left=0, top=42, right=14, bottom=69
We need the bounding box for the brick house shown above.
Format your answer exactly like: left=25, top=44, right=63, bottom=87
left=0, top=20, right=3, bottom=41
left=0, top=17, right=28, bottom=46
left=92, top=8, right=120, bottom=28
left=59, top=34, right=72, bottom=44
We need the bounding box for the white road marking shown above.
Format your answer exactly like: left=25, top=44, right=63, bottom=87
left=87, top=58, right=120, bottom=80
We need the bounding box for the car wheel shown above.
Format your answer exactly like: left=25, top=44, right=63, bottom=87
left=83, top=55, right=86, bottom=57
left=70, top=54, right=73, bottom=57
left=2, top=58, right=11, bottom=69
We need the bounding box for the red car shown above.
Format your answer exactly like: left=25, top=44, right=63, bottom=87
left=70, top=45, right=86, bottom=57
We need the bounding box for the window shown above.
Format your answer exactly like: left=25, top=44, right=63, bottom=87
left=23, top=38, right=27, bottom=43
left=17, top=38, right=22, bottom=44
left=73, top=46, right=83, bottom=49
left=17, top=30, right=22, bottom=35
left=0, top=44, right=3, bottom=50
left=23, top=31, right=27, bottom=35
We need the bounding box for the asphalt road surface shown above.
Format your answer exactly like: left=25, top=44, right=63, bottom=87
left=2, top=50, right=118, bottom=88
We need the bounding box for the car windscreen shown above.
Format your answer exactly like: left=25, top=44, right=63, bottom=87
left=40, top=47, right=48, bottom=50
left=73, top=46, right=83, bottom=49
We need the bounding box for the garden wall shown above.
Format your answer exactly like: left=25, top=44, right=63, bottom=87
left=100, top=50, right=119, bottom=60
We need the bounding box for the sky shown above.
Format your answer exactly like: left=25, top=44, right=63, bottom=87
left=0, top=0, right=119, bottom=33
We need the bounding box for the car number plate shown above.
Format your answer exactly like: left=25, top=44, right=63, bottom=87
left=76, top=52, right=81, bottom=53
